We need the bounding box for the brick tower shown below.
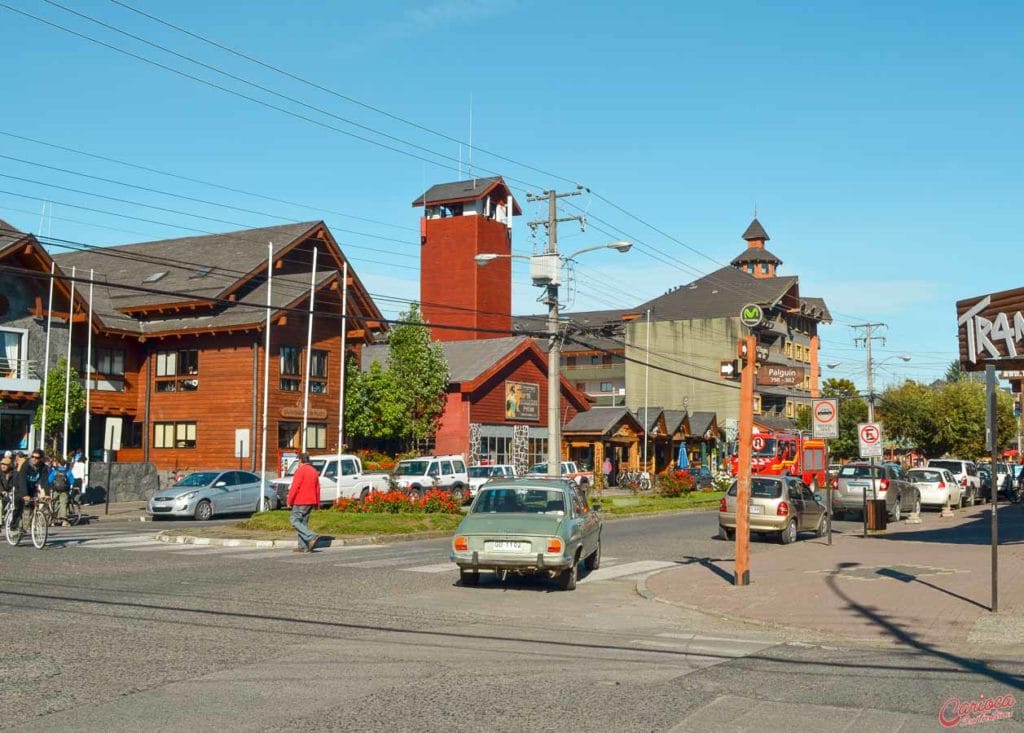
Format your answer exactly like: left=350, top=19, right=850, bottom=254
left=730, top=217, right=782, bottom=279
left=412, top=176, right=520, bottom=341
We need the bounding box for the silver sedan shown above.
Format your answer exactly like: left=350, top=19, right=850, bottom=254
left=147, top=470, right=277, bottom=520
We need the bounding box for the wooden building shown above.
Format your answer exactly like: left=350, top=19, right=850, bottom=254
left=0, top=220, right=385, bottom=472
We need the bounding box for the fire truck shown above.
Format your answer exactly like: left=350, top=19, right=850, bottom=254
left=729, top=430, right=828, bottom=488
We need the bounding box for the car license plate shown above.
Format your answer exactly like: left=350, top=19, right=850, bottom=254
left=850, top=482, right=868, bottom=490
left=749, top=505, right=763, bottom=514
left=487, top=541, right=528, bottom=552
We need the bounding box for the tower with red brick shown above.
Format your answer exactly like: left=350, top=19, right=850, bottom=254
left=730, top=218, right=782, bottom=279
left=413, top=177, right=521, bottom=341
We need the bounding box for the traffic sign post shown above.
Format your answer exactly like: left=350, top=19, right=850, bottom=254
left=811, top=399, right=838, bottom=439
left=857, top=422, right=883, bottom=458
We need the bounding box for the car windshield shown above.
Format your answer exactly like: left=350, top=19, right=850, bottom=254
left=909, top=470, right=943, bottom=483
left=928, top=461, right=962, bottom=473
left=527, top=464, right=547, bottom=474
left=473, top=487, right=566, bottom=514
left=395, top=461, right=429, bottom=476
left=753, top=439, right=777, bottom=458
left=284, top=459, right=325, bottom=477
left=176, top=472, right=219, bottom=487
left=727, top=478, right=783, bottom=498
left=839, top=465, right=882, bottom=479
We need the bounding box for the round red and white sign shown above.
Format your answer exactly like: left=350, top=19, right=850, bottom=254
left=859, top=424, right=880, bottom=444
left=813, top=401, right=836, bottom=423
left=752, top=436, right=766, bottom=451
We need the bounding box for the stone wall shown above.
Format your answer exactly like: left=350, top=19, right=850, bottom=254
left=83, top=462, right=160, bottom=504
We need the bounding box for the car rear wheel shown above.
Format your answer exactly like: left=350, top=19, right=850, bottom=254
left=779, top=519, right=797, bottom=545
left=459, top=569, right=479, bottom=587
left=815, top=514, right=829, bottom=538
left=450, top=485, right=466, bottom=504
left=912, top=495, right=921, bottom=516
left=557, top=556, right=578, bottom=591
left=359, top=487, right=370, bottom=502
left=194, top=500, right=213, bottom=521
left=407, top=486, right=422, bottom=500
left=718, top=525, right=735, bottom=541
left=891, top=500, right=902, bottom=523
left=584, top=539, right=601, bottom=571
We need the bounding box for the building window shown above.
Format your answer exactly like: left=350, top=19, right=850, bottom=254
left=280, top=345, right=300, bottom=391
left=306, top=423, right=327, bottom=450
left=123, top=419, right=143, bottom=449
left=310, top=349, right=328, bottom=394
left=154, top=421, right=196, bottom=449
left=566, top=355, right=576, bottom=367
left=786, top=401, right=795, bottom=418
left=278, top=421, right=300, bottom=449
left=590, top=355, right=600, bottom=365
left=760, top=263, right=770, bottom=275
left=0, top=329, right=24, bottom=378
left=575, top=382, right=587, bottom=392
left=155, top=350, right=199, bottom=392
left=784, top=341, right=793, bottom=359
left=600, top=382, right=613, bottom=392
left=753, top=395, right=762, bottom=414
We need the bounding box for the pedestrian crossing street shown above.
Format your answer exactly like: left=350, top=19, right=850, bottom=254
left=41, top=530, right=679, bottom=585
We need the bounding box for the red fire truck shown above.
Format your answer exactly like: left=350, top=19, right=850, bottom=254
left=729, top=430, right=828, bottom=488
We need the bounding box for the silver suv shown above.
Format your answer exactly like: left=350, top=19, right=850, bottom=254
left=392, top=454, right=469, bottom=502
left=926, top=459, right=981, bottom=505
left=832, top=462, right=921, bottom=522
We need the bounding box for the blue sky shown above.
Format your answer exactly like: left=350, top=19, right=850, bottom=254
left=2, top=0, right=1021, bottom=391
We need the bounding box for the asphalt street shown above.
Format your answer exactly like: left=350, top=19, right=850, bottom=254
left=2, top=510, right=1022, bottom=732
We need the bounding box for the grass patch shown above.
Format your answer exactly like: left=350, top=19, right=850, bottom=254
left=592, top=491, right=723, bottom=515
left=240, top=510, right=462, bottom=536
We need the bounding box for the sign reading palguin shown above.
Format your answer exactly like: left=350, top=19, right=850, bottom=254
left=956, top=286, right=1024, bottom=371
left=504, top=380, right=540, bottom=421
left=756, top=363, right=805, bottom=387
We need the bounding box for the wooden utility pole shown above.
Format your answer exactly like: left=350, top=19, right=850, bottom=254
left=734, top=334, right=757, bottom=586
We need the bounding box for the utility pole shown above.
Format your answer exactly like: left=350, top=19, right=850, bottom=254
left=851, top=322, right=887, bottom=422
left=852, top=322, right=886, bottom=536
left=527, top=188, right=584, bottom=478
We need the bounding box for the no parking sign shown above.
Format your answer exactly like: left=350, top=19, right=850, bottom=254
left=858, top=422, right=883, bottom=458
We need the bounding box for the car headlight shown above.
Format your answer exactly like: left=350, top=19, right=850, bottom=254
left=178, top=491, right=198, bottom=501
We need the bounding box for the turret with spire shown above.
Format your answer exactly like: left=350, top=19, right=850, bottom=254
left=731, top=217, right=782, bottom=278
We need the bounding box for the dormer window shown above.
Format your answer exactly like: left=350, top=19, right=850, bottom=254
left=189, top=266, right=212, bottom=279
left=144, top=271, right=167, bottom=283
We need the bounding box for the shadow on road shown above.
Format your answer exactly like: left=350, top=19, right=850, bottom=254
left=875, top=503, right=1024, bottom=546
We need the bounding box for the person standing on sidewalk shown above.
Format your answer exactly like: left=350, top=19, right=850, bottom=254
left=602, top=455, right=613, bottom=489
left=286, top=453, right=321, bottom=553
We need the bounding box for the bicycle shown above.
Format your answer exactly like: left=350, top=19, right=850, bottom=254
left=47, top=487, right=83, bottom=527
left=619, top=470, right=652, bottom=492
left=3, top=494, right=49, bottom=549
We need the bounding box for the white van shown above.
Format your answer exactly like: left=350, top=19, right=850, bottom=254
left=271, top=454, right=391, bottom=508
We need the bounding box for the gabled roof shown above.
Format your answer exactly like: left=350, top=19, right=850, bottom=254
left=755, top=414, right=799, bottom=431
left=800, top=296, right=833, bottom=324
left=0, top=218, right=27, bottom=251
left=411, top=176, right=521, bottom=214
left=731, top=246, right=782, bottom=267
left=688, top=411, right=717, bottom=438
left=662, top=409, right=689, bottom=435
left=563, top=407, right=642, bottom=435
left=633, top=406, right=664, bottom=433
left=742, top=218, right=770, bottom=242
left=638, top=266, right=801, bottom=321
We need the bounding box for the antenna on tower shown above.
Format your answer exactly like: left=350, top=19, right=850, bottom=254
left=469, top=93, right=475, bottom=186
left=458, top=144, right=462, bottom=179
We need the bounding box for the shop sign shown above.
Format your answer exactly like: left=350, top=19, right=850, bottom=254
left=504, top=380, right=539, bottom=421
left=756, top=363, right=805, bottom=387
left=956, top=286, right=1024, bottom=371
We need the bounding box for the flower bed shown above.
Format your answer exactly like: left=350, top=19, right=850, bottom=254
left=334, top=488, right=461, bottom=515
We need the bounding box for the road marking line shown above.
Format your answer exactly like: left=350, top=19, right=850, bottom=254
left=404, top=562, right=457, bottom=573
left=578, top=560, right=676, bottom=584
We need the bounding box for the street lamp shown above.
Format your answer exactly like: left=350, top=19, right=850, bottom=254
left=476, top=240, right=632, bottom=477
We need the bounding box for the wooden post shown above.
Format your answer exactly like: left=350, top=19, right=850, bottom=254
left=735, top=334, right=756, bottom=587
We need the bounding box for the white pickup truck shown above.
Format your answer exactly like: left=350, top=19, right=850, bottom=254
left=271, top=454, right=391, bottom=508
left=526, top=461, right=593, bottom=488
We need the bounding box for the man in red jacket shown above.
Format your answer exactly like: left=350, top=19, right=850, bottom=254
left=286, top=453, right=321, bottom=553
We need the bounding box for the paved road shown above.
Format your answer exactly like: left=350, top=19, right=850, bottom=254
left=2, top=509, right=1021, bottom=731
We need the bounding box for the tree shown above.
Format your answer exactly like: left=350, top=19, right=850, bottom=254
left=344, top=358, right=403, bottom=441
left=388, top=304, right=450, bottom=449
left=944, top=360, right=966, bottom=383
left=820, top=378, right=868, bottom=460
left=32, top=357, right=87, bottom=457
left=794, top=404, right=811, bottom=431
left=877, top=380, right=941, bottom=456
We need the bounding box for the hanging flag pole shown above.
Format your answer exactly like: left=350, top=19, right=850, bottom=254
left=62, top=265, right=76, bottom=459
left=259, top=242, right=273, bottom=512
left=39, top=262, right=56, bottom=452
left=83, top=269, right=94, bottom=492
left=301, top=246, right=318, bottom=451
left=336, top=262, right=348, bottom=471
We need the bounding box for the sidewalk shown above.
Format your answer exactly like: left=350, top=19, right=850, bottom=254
left=644, top=502, right=1024, bottom=653
left=81, top=500, right=150, bottom=523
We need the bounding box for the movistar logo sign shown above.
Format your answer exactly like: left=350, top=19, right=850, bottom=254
left=740, top=303, right=764, bottom=328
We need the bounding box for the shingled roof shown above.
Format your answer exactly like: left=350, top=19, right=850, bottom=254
left=800, top=296, right=833, bottom=323
left=411, top=176, right=521, bottom=214
left=731, top=246, right=783, bottom=267
left=742, top=218, right=770, bottom=242
left=362, top=336, right=533, bottom=383
left=637, top=266, right=800, bottom=321
left=0, top=218, right=27, bottom=252
left=688, top=411, right=717, bottom=438
left=563, top=407, right=642, bottom=435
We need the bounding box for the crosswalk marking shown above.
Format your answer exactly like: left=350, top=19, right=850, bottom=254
left=577, top=559, right=677, bottom=584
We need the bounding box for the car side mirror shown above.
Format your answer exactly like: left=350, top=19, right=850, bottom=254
left=814, top=493, right=822, bottom=503
left=215, top=481, right=227, bottom=488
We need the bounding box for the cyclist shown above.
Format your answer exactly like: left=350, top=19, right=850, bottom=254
left=0, top=456, right=14, bottom=514
left=10, top=450, right=48, bottom=534
left=48, top=457, right=75, bottom=526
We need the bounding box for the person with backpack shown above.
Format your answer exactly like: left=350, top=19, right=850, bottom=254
left=48, top=457, right=74, bottom=527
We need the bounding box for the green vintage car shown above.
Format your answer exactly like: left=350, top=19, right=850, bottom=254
left=450, top=478, right=602, bottom=591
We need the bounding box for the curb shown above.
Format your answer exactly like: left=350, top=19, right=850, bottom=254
left=154, top=529, right=453, bottom=549
left=597, top=505, right=718, bottom=522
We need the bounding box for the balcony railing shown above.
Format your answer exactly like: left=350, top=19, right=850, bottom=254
left=0, top=358, right=41, bottom=392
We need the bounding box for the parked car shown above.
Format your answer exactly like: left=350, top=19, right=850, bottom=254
left=450, top=477, right=601, bottom=590
left=148, top=470, right=276, bottom=520
left=270, top=454, right=391, bottom=508
left=392, top=454, right=469, bottom=501
left=719, top=475, right=828, bottom=545
left=526, top=461, right=593, bottom=488
left=832, top=462, right=921, bottom=521
left=907, top=467, right=963, bottom=509
left=926, top=459, right=981, bottom=505
left=467, top=464, right=517, bottom=497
